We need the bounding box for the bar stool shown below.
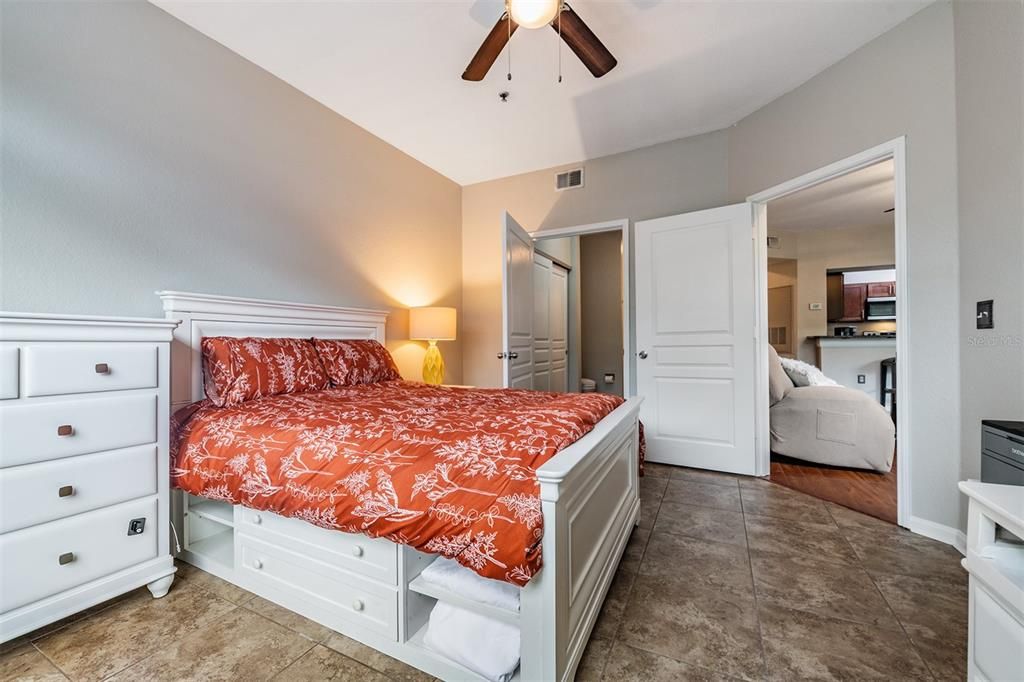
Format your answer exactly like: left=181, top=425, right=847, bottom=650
left=880, top=356, right=896, bottom=425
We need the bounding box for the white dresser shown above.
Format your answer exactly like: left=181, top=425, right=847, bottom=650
left=0, top=313, right=179, bottom=643
left=959, top=480, right=1024, bottom=682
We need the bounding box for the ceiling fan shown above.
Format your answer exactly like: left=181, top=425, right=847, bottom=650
left=462, top=0, right=617, bottom=81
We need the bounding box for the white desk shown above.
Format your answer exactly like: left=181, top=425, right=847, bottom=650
left=959, top=480, right=1024, bottom=681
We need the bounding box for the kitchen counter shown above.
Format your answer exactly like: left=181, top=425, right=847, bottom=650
left=813, top=337, right=896, bottom=402
left=814, top=336, right=897, bottom=347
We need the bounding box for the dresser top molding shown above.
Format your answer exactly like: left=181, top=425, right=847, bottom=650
left=157, top=290, right=389, bottom=324
left=0, top=312, right=179, bottom=342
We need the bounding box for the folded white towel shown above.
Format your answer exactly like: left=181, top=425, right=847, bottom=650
left=422, top=601, right=520, bottom=682
left=419, top=557, right=520, bottom=612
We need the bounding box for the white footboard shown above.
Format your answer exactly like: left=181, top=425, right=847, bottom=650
left=520, top=397, right=643, bottom=682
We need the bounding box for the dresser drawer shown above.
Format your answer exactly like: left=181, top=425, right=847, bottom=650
left=0, top=497, right=158, bottom=613
left=23, top=344, right=158, bottom=397
left=0, top=394, right=157, bottom=468
left=0, top=444, right=157, bottom=533
left=239, top=535, right=398, bottom=640
left=238, top=508, right=397, bottom=585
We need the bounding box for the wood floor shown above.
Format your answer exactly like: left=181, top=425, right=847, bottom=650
left=770, top=452, right=898, bottom=524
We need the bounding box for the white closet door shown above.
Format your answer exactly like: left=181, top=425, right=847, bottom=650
left=549, top=264, right=569, bottom=392
left=635, top=203, right=757, bottom=475
left=532, top=253, right=552, bottom=391
left=502, top=212, right=534, bottom=390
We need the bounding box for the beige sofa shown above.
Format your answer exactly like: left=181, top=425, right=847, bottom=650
left=769, top=346, right=895, bottom=473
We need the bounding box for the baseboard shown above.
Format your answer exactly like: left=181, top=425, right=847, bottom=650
left=907, top=515, right=967, bottom=555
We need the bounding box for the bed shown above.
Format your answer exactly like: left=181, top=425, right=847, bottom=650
left=159, top=291, right=643, bottom=682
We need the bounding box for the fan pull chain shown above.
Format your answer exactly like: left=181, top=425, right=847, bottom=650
left=507, top=12, right=512, bottom=81
left=557, top=7, right=562, bottom=83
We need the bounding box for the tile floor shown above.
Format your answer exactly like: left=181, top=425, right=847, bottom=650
left=1, top=466, right=968, bottom=681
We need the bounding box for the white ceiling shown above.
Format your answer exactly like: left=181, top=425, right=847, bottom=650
left=768, top=159, right=894, bottom=233
left=152, top=0, right=930, bottom=185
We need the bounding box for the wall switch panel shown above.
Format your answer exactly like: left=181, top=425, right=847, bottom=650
left=809, top=303, right=823, bottom=311
left=977, top=300, right=994, bottom=329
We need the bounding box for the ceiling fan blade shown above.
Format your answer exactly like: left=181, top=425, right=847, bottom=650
left=553, top=5, right=617, bottom=78
left=463, top=13, right=518, bottom=81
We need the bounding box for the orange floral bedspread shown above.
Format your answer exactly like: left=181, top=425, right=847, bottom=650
left=171, top=381, right=628, bottom=585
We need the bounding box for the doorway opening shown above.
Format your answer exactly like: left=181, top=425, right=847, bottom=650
left=750, top=138, right=909, bottom=527
left=535, top=230, right=625, bottom=397
left=500, top=216, right=631, bottom=396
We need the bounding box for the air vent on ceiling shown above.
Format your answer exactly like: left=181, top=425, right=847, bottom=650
left=555, top=168, right=584, bottom=191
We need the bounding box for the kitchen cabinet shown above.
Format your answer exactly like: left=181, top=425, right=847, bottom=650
left=840, top=284, right=867, bottom=321
left=867, top=281, right=896, bottom=297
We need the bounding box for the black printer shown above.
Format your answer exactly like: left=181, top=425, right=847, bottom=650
left=982, top=420, right=1024, bottom=486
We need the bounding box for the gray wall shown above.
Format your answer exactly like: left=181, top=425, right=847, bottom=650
left=1, top=1, right=464, bottom=382
left=953, top=0, right=1024, bottom=504
left=729, top=1, right=963, bottom=531
left=580, top=231, right=624, bottom=397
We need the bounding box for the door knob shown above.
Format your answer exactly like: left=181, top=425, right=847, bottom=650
left=509, top=352, right=519, bottom=359
left=638, top=351, right=648, bottom=359
left=496, top=352, right=507, bottom=359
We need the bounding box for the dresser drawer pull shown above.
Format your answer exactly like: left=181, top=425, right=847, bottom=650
left=252, top=558, right=263, bottom=570
left=351, top=545, right=364, bottom=558
left=58, top=485, right=75, bottom=498
left=252, top=515, right=262, bottom=525
left=58, top=552, right=75, bottom=566
left=352, top=599, right=365, bottom=612
left=94, top=363, right=110, bottom=374
left=57, top=424, right=74, bottom=437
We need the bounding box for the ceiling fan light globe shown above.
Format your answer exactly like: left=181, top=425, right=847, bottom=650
left=508, top=0, right=559, bottom=29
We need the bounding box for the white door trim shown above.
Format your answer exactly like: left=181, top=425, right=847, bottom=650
left=747, top=137, right=910, bottom=528
left=530, top=219, right=633, bottom=396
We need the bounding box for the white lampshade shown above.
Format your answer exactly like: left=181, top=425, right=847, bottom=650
left=409, top=307, right=457, bottom=341
left=509, top=0, right=560, bottom=29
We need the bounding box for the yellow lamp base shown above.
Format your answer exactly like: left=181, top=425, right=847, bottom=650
left=422, top=341, right=445, bottom=385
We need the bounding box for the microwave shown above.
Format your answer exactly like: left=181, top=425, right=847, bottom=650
left=865, top=296, right=896, bottom=320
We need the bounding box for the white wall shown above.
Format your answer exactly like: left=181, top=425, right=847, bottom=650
left=1, top=1, right=464, bottom=382
left=953, top=0, right=1024, bottom=506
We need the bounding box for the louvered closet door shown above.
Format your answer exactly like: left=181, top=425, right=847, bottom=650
left=635, top=203, right=757, bottom=475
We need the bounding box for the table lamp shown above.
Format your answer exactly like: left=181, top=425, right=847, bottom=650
left=409, top=306, right=456, bottom=385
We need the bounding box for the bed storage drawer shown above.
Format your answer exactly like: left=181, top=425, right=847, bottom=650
left=0, top=497, right=158, bottom=613
left=0, top=394, right=157, bottom=468
left=23, top=343, right=158, bottom=397
left=239, top=508, right=398, bottom=585
left=0, top=444, right=157, bottom=533
left=239, top=534, right=398, bottom=640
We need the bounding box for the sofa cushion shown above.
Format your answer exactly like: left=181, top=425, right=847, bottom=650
left=768, top=346, right=794, bottom=406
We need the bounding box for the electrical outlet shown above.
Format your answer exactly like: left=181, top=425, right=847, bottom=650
left=857, top=375, right=866, bottom=384
left=603, top=373, right=615, bottom=384
left=809, top=303, right=823, bottom=311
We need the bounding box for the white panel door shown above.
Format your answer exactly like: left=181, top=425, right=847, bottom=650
left=502, top=212, right=534, bottom=389
left=549, top=264, right=569, bottom=392
left=532, top=253, right=552, bottom=391
left=636, top=204, right=756, bottom=474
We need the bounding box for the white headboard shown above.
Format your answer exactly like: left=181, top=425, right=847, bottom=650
left=157, top=290, right=388, bottom=409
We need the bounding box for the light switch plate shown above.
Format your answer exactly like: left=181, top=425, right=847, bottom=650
left=977, top=300, right=994, bottom=329
left=857, top=375, right=866, bottom=384
left=809, top=303, right=823, bottom=311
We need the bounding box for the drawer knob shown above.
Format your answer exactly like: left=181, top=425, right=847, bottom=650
left=95, top=363, right=110, bottom=374
left=252, top=515, right=262, bottom=525
left=57, top=424, right=74, bottom=437
left=252, top=559, right=263, bottom=570
left=352, top=599, right=365, bottom=612
left=351, top=545, right=364, bottom=558
left=58, top=485, right=75, bottom=498
left=58, top=552, right=75, bottom=566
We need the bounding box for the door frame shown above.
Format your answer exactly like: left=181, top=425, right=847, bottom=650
left=529, top=219, right=632, bottom=396
left=747, top=137, right=909, bottom=528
